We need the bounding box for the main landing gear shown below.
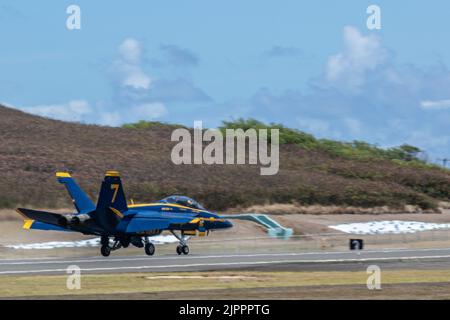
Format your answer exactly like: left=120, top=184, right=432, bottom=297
left=100, top=236, right=122, bottom=257
left=171, top=231, right=190, bottom=255
left=100, top=244, right=111, bottom=257
left=99, top=233, right=190, bottom=257
left=144, top=237, right=155, bottom=256
left=100, top=235, right=156, bottom=257
left=176, top=245, right=189, bottom=255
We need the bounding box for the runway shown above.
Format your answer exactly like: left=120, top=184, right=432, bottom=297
left=2, top=247, right=450, bottom=275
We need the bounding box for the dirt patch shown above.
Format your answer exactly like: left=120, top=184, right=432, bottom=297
left=227, top=203, right=446, bottom=216
left=0, top=209, right=21, bottom=222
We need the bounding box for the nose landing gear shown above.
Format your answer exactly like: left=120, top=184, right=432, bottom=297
left=171, top=231, right=190, bottom=255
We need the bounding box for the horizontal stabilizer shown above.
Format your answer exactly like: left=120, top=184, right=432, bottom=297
left=24, top=221, right=73, bottom=232
left=17, top=208, right=65, bottom=226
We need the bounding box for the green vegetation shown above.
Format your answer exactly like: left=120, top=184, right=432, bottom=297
left=221, top=118, right=431, bottom=165
left=122, top=120, right=185, bottom=130
left=125, top=118, right=433, bottom=166
left=123, top=118, right=435, bottom=168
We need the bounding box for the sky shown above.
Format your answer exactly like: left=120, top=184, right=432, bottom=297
left=0, top=1, right=450, bottom=162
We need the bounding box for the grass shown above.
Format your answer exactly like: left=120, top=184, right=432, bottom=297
left=2, top=270, right=450, bottom=298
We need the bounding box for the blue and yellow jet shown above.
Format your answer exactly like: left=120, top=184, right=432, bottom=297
left=16, top=171, right=233, bottom=257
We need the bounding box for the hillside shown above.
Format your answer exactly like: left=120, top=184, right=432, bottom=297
left=0, top=105, right=449, bottom=212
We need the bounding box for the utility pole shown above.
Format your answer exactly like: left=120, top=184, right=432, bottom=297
left=437, top=158, right=450, bottom=168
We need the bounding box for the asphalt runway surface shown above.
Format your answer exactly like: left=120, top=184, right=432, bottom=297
left=2, top=247, right=450, bottom=275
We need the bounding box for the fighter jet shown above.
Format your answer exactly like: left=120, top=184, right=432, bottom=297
left=16, top=171, right=233, bottom=257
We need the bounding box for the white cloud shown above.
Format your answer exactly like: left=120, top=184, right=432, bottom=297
left=113, top=38, right=152, bottom=90
left=246, top=26, right=450, bottom=159
left=119, top=38, right=142, bottom=64
left=326, top=26, right=387, bottom=93
left=121, top=65, right=152, bottom=89
left=12, top=38, right=175, bottom=126
left=19, top=100, right=91, bottom=122
left=420, top=99, right=450, bottom=110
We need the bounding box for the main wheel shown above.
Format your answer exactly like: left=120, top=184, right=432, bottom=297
left=176, top=245, right=182, bottom=255
left=182, top=245, right=189, bottom=255
left=145, top=242, right=155, bottom=256
left=100, top=245, right=111, bottom=257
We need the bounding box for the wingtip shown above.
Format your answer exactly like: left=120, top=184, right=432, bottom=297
left=22, top=219, right=34, bottom=230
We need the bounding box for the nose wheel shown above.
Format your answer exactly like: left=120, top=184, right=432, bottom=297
left=171, top=231, right=191, bottom=255
left=176, top=245, right=189, bottom=255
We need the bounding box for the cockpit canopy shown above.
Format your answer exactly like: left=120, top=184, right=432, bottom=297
left=159, top=195, right=205, bottom=210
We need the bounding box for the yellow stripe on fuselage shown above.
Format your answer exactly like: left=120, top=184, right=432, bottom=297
left=128, top=202, right=209, bottom=213
left=190, top=217, right=225, bottom=224
left=23, top=220, right=34, bottom=230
